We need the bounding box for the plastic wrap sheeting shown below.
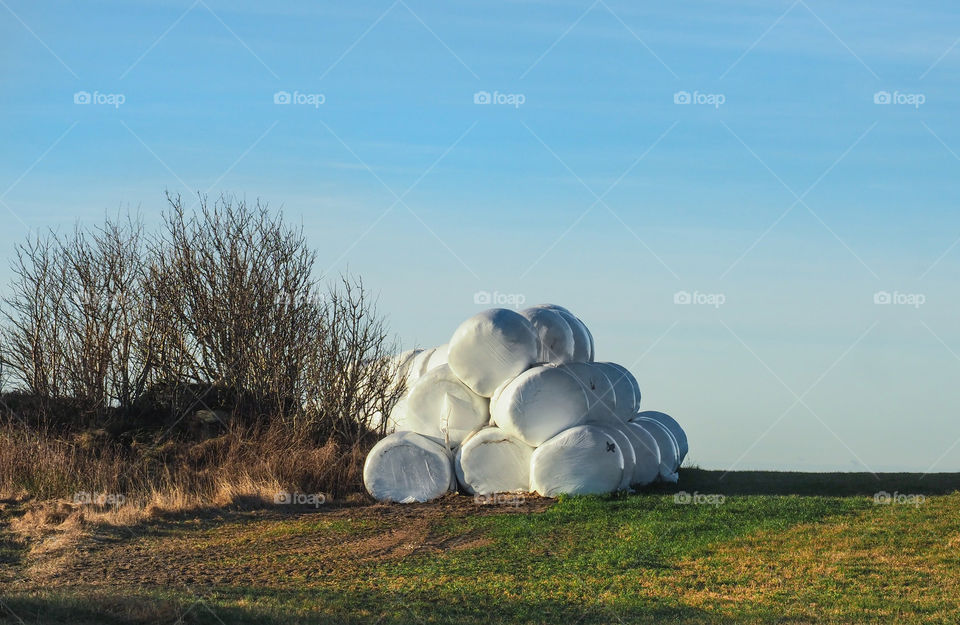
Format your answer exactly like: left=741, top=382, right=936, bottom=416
left=363, top=431, right=455, bottom=503
left=405, top=364, right=489, bottom=449
left=447, top=308, right=539, bottom=397
left=491, top=365, right=590, bottom=447
left=519, top=307, right=575, bottom=364
left=454, top=427, right=534, bottom=495
left=529, top=425, right=624, bottom=496
left=637, top=410, right=687, bottom=464
left=631, top=417, right=679, bottom=483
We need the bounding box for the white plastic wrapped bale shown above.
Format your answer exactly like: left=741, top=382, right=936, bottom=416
left=637, top=410, right=687, bottom=464
left=532, top=305, right=591, bottom=362
left=405, top=364, right=490, bottom=449
left=582, top=323, right=596, bottom=362
left=363, top=431, right=456, bottom=503
left=529, top=425, right=624, bottom=496
left=454, top=427, right=534, bottom=495
left=447, top=309, right=539, bottom=397
left=590, top=424, right=635, bottom=491
left=535, top=303, right=571, bottom=314
left=609, top=363, right=641, bottom=410
left=487, top=376, right=515, bottom=427
left=623, top=421, right=661, bottom=487
left=595, top=362, right=636, bottom=422
left=406, top=347, right=435, bottom=389
left=557, top=310, right=592, bottom=362
left=630, top=417, right=680, bottom=483
left=492, top=365, right=590, bottom=447
left=394, top=348, right=422, bottom=381
left=426, top=343, right=449, bottom=371
left=519, top=307, right=575, bottom=364
left=386, top=397, right=410, bottom=432
left=366, top=350, right=422, bottom=432
left=553, top=362, right=616, bottom=420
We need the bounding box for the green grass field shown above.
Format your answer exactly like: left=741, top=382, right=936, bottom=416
left=2, top=470, right=959, bottom=624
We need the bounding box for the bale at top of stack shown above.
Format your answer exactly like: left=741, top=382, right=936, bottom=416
left=363, top=304, right=687, bottom=503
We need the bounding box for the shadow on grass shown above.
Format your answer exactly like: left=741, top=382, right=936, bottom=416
left=1, top=586, right=716, bottom=625
left=651, top=469, right=960, bottom=496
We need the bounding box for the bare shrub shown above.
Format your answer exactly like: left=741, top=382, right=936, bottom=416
left=1, top=192, right=403, bottom=505
left=151, top=193, right=325, bottom=420
left=303, top=276, right=404, bottom=440
left=1, top=217, right=155, bottom=419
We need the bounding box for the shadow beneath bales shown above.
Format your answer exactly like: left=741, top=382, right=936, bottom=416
left=653, top=469, right=960, bottom=496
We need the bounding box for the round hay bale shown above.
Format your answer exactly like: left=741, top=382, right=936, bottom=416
left=405, top=364, right=489, bottom=449
left=447, top=309, right=539, bottom=397
left=492, top=365, right=590, bottom=447
left=454, top=427, right=534, bottom=495
left=520, top=307, right=575, bottom=364
left=363, top=431, right=455, bottom=503
left=529, top=425, right=624, bottom=496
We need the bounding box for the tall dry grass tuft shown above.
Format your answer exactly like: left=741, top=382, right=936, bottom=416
left=0, top=422, right=132, bottom=501
left=1, top=420, right=373, bottom=527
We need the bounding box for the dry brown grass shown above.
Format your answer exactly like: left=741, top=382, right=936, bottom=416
left=0, top=420, right=372, bottom=543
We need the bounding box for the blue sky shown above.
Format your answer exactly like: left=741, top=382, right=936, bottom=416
left=2, top=0, right=960, bottom=472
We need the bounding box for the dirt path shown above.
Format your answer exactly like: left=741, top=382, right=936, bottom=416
left=3, top=494, right=552, bottom=591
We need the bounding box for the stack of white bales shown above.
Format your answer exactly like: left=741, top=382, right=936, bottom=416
left=363, top=305, right=687, bottom=503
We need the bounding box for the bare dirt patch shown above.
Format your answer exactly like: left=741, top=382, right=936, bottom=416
left=3, top=493, right=551, bottom=590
